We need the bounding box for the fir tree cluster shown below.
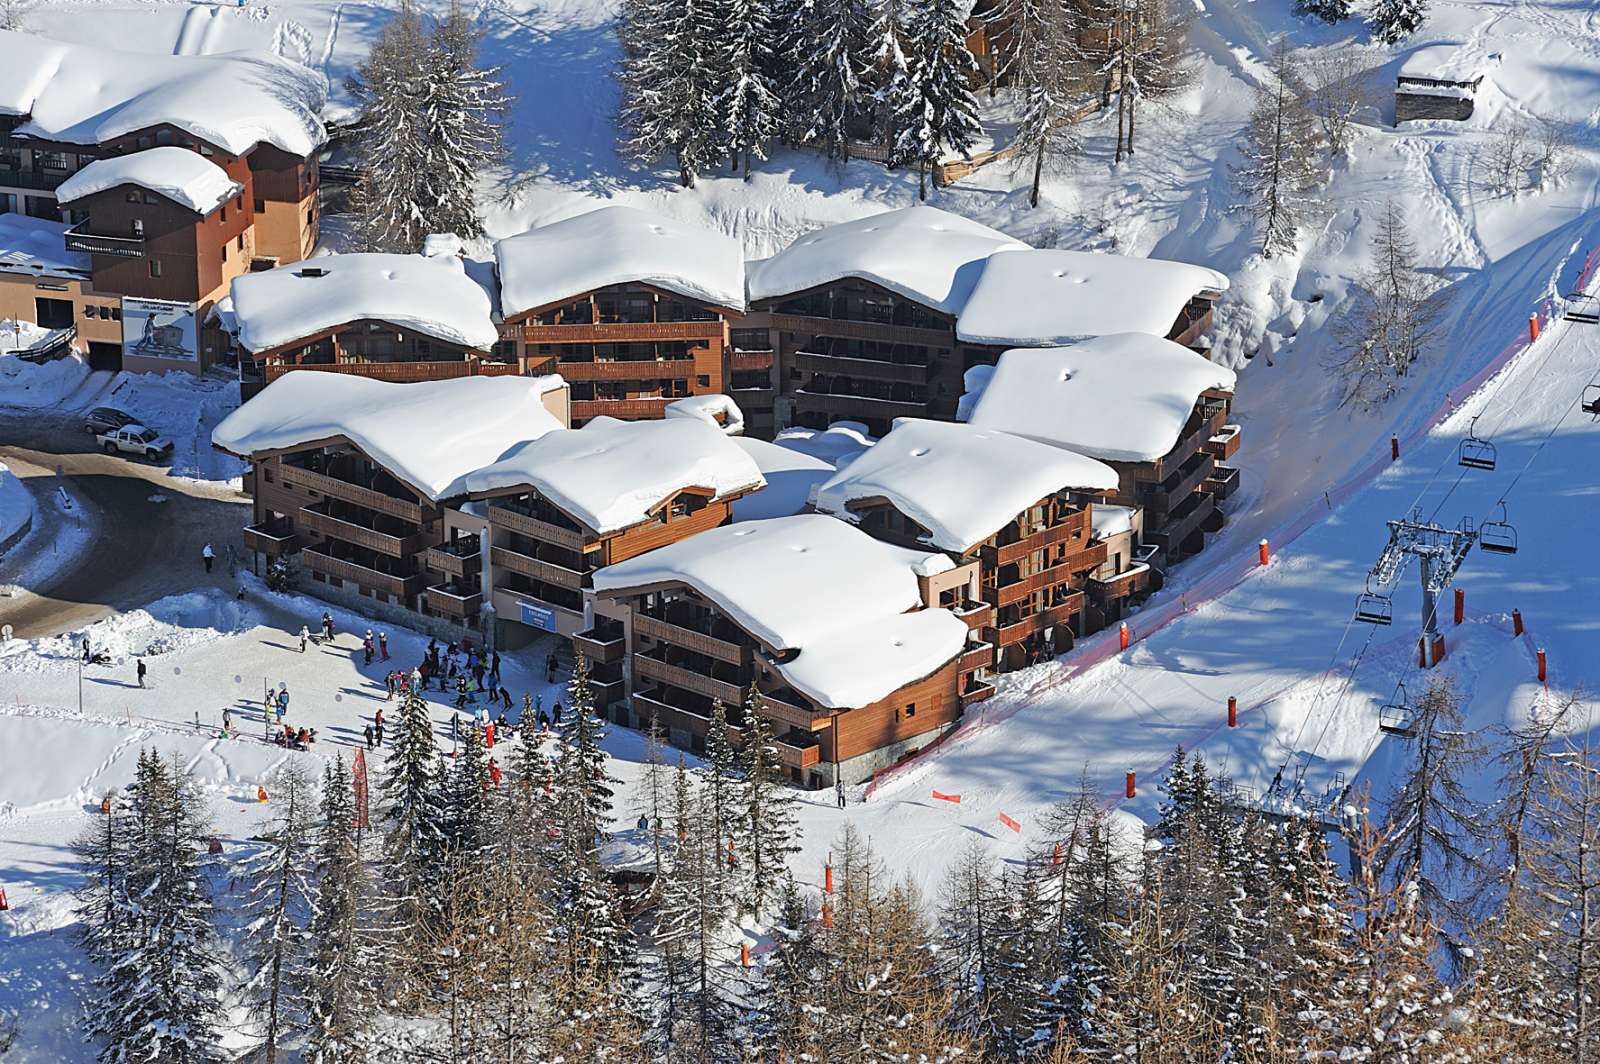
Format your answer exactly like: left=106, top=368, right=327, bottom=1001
left=1296, top=0, right=1428, bottom=45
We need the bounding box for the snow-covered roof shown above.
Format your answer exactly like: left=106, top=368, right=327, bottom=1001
left=772, top=423, right=876, bottom=467
left=812, top=420, right=1118, bottom=554
left=0, top=30, right=326, bottom=157
left=731, top=437, right=835, bottom=522
left=0, top=214, right=90, bottom=280
left=746, top=205, right=1027, bottom=315
left=956, top=248, right=1229, bottom=346
left=965, top=335, right=1238, bottom=464
left=593, top=515, right=965, bottom=709
left=1398, top=44, right=1495, bottom=85
left=229, top=253, right=502, bottom=354
left=211, top=373, right=567, bottom=501
left=461, top=416, right=765, bottom=535
left=55, top=147, right=241, bottom=215
left=495, top=205, right=746, bottom=319
left=665, top=393, right=746, bottom=435
left=1092, top=503, right=1136, bottom=539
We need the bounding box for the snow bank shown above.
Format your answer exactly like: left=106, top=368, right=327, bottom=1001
left=665, top=392, right=746, bottom=435
left=746, top=205, right=1026, bottom=315
left=229, top=252, right=502, bottom=354
left=0, top=459, right=32, bottom=550
left=0, top=29, right=326, bottom=157
left=594, top=514, right=963, bottom=709
left=773, top=423, right=876, bottom=466
left=463, top=416, right=765, bottom=534
left=0, top=350, right=89, bottom=409
left=495, top=205, right=746, bottom=319
left=1091, top=503, right=1136, bottom=539
left=211, top=373, right=566, bottom=500
left=55, top=146, right=240, bottom=215
left=965, top=335, right=1237, bottom=463
left=1399, top=43, right=1496, bottom=85
left=731, top=437, right=835, bottom=522
left=813, top=420, right=1118, bottom=553
left=0, top=213, right=91, bottom=281
left=956, top=248, right=1228, bottom=347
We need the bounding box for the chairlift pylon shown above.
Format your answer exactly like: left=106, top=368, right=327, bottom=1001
left=1480, top=501, right=1519, bottom=556
left=1354, top=579, right=1394, bottom=625
left=1379, top=682, right=1417, bottom=738
left=1565, top=293, right=1600, bottom=325
left=1583, top=384, right=1600, bottom=417
left=1458, top=416, right=1497, bottom=471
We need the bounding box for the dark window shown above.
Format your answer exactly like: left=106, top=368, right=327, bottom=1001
left=82, top=304, right=96, bottom=319
left=155, top=129, right=172, bottom=145
left=697, top=374, right=711, bottom=387
left=148, top=258, right=162, bottom=278
left=35, top=297, right=73, bottom=329
left=236, top=193, right=243, bottom=210
left=142, top=192, right=158, bottom=205
left=237, top=233, right=245, bottom=251
left=253, top=198, right=265, bottom=213
left=136, top=135, right=153, bottom=149
left=906, top=702, right=916, bottom=717
left=219, top=205, right=226, bottom=222
left=125, top=191, right=139, bottom=203
left=111, top=307, right=122, bottom=321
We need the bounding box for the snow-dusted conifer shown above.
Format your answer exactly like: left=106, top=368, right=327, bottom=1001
left=749, top=878, right=826, bottom=1056
left=1368, top=0, right=1427, bottom=44
left=716, top=0, right=781, bottom=177
left=635, top=711, right=672, bottom=883
left=997, top=0, right=1076, bottom=207
left=304, top=756, right=376, bottom=1064
left=380, top=686, right=444, bottom=993
left=891, top=0, right=981, bottom=199
left=781, top=0, right=871, bottom=159
left=1231, top=44, right=1321, bottom=258
left=736, top=690, right=800, bottom=915
left=424, top=4, right=509, bottom=240
left=1295, top=0, right=1351, bottom=22
left=438, top=723, right=491, bottom=870
left=701, top=698, right=741, bottom=896
left=617, top=0, right=721, bottom=186
left=347, top=4, right=433, bottom=251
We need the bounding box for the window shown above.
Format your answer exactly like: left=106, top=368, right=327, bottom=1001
left=36, top=151, right=69, bottom=171
left=111, top=307, right=121, bottom=321
left=219, top=205, right=226, bottom=222
left=155, top=129, right=172, bottom=145
left=35, top=297, right=73, bottom=329
left=125, top=191, right=140, bottom=203
left=136, top=135, right=153, bottom=149
left=82, top=304, right=96, bottom=319
left=905, top=702, right=916, bottom=718
left=697, top=374, right=711, bottom=387
left=254, top=198, right=265, bottom=213
left=142, top=192, right=159, bottom=205
left=237, top=233, right=245, bottom=251
left=147, top=258, right=162, bottom=278
left=236, top=193, right=243, bottom=210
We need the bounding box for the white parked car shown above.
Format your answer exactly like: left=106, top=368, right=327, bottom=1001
left=96, top=424, right=174, bottom=461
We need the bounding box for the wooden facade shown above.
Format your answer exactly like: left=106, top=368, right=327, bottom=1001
left=240, top=318, right=501, bottom=401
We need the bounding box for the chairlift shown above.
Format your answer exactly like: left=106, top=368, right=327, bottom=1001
left=1565, top=293, right=1600, bottom=325
left=1480, top=502, right=1519, bottom=556
left=1457, top=416, right=1497, bottom=471
left=1378, top=682, right=1417, bottom=738
left=1583, top=385, right=1600, bottom=417
left=1354, top=583, right=1394, bottom=625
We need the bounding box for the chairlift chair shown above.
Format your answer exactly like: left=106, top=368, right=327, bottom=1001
left=1480, top=502, right=1519, bottom=556
left=1458, top=416, right=1497, bottom=471
left=1583, top=384, right=1600, bottom=417
left=1378, top=682, right=1417, bottom=738
left=1355, top=585, right=1394, bottom=625
left=1565, top=293, right=1600, bottom=325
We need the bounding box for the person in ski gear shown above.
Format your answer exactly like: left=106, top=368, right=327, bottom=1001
left=222, top=706, right=231, bottom=732
left=374, top=719, right=384, bottom=746
left=322, top=612, right=334, bottom=641
left=202, top=543, right=215, bottom=573
left=552, top=702, right=562, bottom=726
left=379, top=632, right=389, bottom=660
left=299, top=625, right=310, bottom=652
left=136, top=659, right=147, bottom=687
left=546, top=651, right=557, bottom=683
left=277, top=688, right=290, bottom=720
left=81, top=637, right=91, bottom=663
left=363, top=724, right=375, bottom=750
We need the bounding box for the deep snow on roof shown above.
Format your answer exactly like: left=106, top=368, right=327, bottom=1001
left=495, top=205, right=746, bottom=319
left=0, top=30, right=326, bottom=157
left=229, top=253, right=502, bottom=354
left=665, top=393, right=745, bottom=435
left=211, top=373, right=566, bottom=501
left=965, top=335, right=1238, bottom=463
left=772, top=423, right=876, bottom=467
left=731, top=437, right=835, bottom=522
left=746, top=205, right=1026, bottom=315
left=462, top=416, right=765, bottom=535
left=1399, top=43, right=1495, bottom=84
left=812, top=420, right=1118, bottom=553
left=593, top=514, right=965, bottom=709
left=55, top=147, right=240, bottom=215
left=956, top=248, right=1229, bottom=346
left=0, top=214, right=90, bottom=280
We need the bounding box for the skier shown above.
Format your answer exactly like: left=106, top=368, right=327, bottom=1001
left=500, top=687, right=512, bottom=711
left=538, top=710, right=550, bottom=730
left=363, top=724, right=374, bottom=750
left=491, top=651, right=500, bottom=676
left=298, top=625, right=309, bottom=653
left=455, top=676, right=469, bottom=709
left=322, top=612, right=334, bottom=641
left=222, top=706, right=231, bottom=732
left=374, top=708, right=385, bottom=732
left=277, top=688, right=290, bottom=720
left=485, top=721, right=495, bottom=749
left=546, top=651, right=557, bottom=684
left=410, top=667, right=422, bottom=690
left=362, top=635, right=374, bottom=667
left=136, top=658, right=147, bottom=687
left=552, top=702, right=562, bottom=727
left=379, top=632, right=389, bottom=661
left=374, top=719, right=385, bottom=747
left=81, top=636, right=91, bottom=663
left=202, top=542, right=215, bottom=573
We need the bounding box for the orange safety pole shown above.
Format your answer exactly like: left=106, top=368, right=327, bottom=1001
left=741, top=941, right=751, bottom=967
left=1125, top=771, right=1136, bottom=799
left=1258, top=539, right=1270, bottom=566
left=1227, top=696, right=1238, bottom=728
left=1538, top=648, right=1548, bottom=685
left=1454, top=588, right=1465, bottom=626
left=1513, top=609, right=1524, bottom=636
left=1432, top=635, right=1446, bottom=666
left=1118, top=621, right=1130, bottom=651
left=1530, top=314, right=1541, bottom=343
left=824, top=860, right=833, bottom=895
left=1391, top=435, right=1400, bottom=461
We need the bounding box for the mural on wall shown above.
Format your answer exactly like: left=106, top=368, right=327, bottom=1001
left=121, top=297, right=198, bottom=361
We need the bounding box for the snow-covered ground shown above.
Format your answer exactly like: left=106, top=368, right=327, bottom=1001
left=0, top=460, right=32, bottom=551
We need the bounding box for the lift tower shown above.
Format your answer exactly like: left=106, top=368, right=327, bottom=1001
left=1366, top=509, right=1478, bottom=665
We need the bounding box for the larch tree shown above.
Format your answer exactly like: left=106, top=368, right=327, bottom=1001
left=1368, top=0, right=1428, bottom=45
left=0, top=0, right=34, bottom=32
left=1106, top=0, right=1194, bottom=163
left=749, top=878, right=828, bottom=1057
left=1232, top=44, right=1322, bottom=258
left=890, top=0, right=982, bottom=200
left=1303, top=46, right=1374, bottom=159
left=935, top=840, right=1002, bottom=1046
left=995, top=0, right=1078, bottom=207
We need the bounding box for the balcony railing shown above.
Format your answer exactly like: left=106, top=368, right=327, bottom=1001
left=63, top=221, right=146, bottom=259
left=573, top=624, right=627, bottom=664
left=960, top=679, right=998, bottom=708
left=987, top=550, right=1106, bottom=609
left=993, top=595, right=1084, bottom=647
left=952, top=600, right=994, bottom=631
left=1145, top=491, right=1216, bottom=555
left=634, top=653, right=748, bottom=706
left=491, top=545, right=584, bottom=590
left=792, top=350, right=930, bottom=384
left=569, top=397, right=676, bottom=421
left=1145, top=451, right=1214, bottom=519
left=553, top=358, right=697, bottom=382
left=302, top=546, right=424, bottom=600
left=425, top=584, right=483, bottom=618
left=423, top=539, right=480, bottom=578
left=1088, top=563, right=1152, bottom=603
left=520, top=320, right=723, bottom=343
left=959, top=641, right=996, bottom=674
left=983, top=517, right=1092, bottom=568
left=792, top=390, right=928, bottom=420
left=1206, top=464, right=1240, bottom=501
left=282, top=465, right=422, bottom=523
left=729, top=349, right=774, bottom=371
left=1203, top=424, right=1242, bottom=462
left=634, top=612, right=747, bottom=666
left=299, top=505, right=427, bottom=558
left=486, top=503, right=586, bottom=550
left=775, top=734, right=822, bottom=770
left=0, top=167, right=66, bottom=192
left=243, top=522, right=299, bottom=557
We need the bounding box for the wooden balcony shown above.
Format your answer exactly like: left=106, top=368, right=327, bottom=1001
left=769, top=312, right=953, bottom=347
left=792, top=390, right=928, bottom=421
left=983, top=517, right=1093, bottom=567
left=592, top=674, right=626, bottom=708
left=63, top=221, right=145, bottom=259
left=987, top=548, right=1106, bottom=609
left=425, top=584, right=483, bottom=618
left=1145, top=451, right=1215, bottom=520
left=959, top=641, right=996, bottom=673
left=520, top=320, right=722, bottom=343
left=960, top=678, right=998, bottom=709
left=775, top=735, right=822, bottom=770
left=634, top=653, right=747, bottom=706
left=553, top=358, right=697, bottom=382
left=283, top=466, right=422, bottom=523
left=423, top=541, right=480, bottom=579
left=572, top=625, right=626, bottom=664
left=632, top=692, right=745, bottom=746
left=756, top=691, right=827, bottom=732
left=993, top=595, right=1084, bottom=647
left=243, top=522, right=299, bottom=556
left=1207, top=464, right=1240, bottom=501
left=1145, top=491, right=1216, bottom=555
left=1203, top=424, right=1242, bottom=461
left=486, top=505, right=586, bottom=551
left=263, top=360, right=480, bottom=386
left=634, top=613, right=747, bottom=666
left=302, top=547, right=424, bottom=600
left=569, top=397, right=675, bottom=421
left=792, top=350, right=930, bottom=384
left=1088, top=563, right=1152, bottom=603
left=729, top=349, right=774, bottom=371
left=490, top=545, right=584, bottom=589
left=299, top=505, right=427, bottom=558
left=952, top=600, right=993, bottom=631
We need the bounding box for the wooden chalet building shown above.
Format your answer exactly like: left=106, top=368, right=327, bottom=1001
left=590, top=515, right=984, bottom=787
left=456, top=416, right=766, bottom=666
left=746, top=205, right=1026, bottom=438
left=211, top=373, right=568, bottom=632
left=966, top=334, right=1240, bottom=568
left=494, top=206, right=776, bottom=430
left=1395, top=45, right=1491, bottom=124
left=0, top=31, right=324, bottom=372
left=811, top=419, right=1149, bottom=671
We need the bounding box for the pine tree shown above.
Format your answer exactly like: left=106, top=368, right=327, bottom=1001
left=716, top=0, right=781, bottom=177
left=237, top=760, right=319, bottom=1064
left=423, top=3, right=509, bottom=240
left=617, top=0, right=721, bottom=186
left=890, top=0, right=981, bottom=200
left=780, top=0, right=871, bottom=160
left=749, top=877, right=827, bottom=1057
left=737, top=690, right=801, bottom=915
left=380, top=686, right=445, bottom=996
left=439, top=723, right=491, bottom=871
left=1368, top=0, right=1427, bottom=45
left=635, top=711, right=673, bottom=885
left=985, top=867, right=1054, bottom=1060
left=1231, top=44, right=1322, bottom=258
left=304, top=757, right=376, bottom=1064
left=1295, top=0, right=1351, bottom=23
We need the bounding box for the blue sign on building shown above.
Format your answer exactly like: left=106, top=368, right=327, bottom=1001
left=520, top=601, right=559, bottom=632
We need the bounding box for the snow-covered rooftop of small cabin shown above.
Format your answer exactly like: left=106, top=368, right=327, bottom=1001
left=731, top=437, right=835, bottom=522
left=956, top=248, right=1229, bottom=346
left=461, top=416, right=765, bottom=535
left=665, top=393, right=745, bottom=435
left=1398, top=43, right=1496, bottom=84
left=0, top=214, right=90, bottom=280
left=229, top=253, right=501, bottom=354
left=211, top=373, right=566, bottom=501
left=495, top=205, right=746, bottom=319
left=0, top=30, right=326, bottom=157
left=965, top=335, right=1237, bottom=463
left=773, top=423, right=876, bottom=467
left=812, top=420, right=1118, bottom=553
left=55, top=147, right=240, bottom=215
left=593, top=514, right=964, bottom=709
left=745, top=205, right=1027, bottom=315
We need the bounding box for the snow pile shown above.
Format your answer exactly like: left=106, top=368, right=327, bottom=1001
left=0, top=213, right=91, bottom=281
left=965, top=335, right=1237, bottom=463
left=212, top=373, right=566, bottom=500
left=594, top=514, right=964, bottom=709
left=746, top=205, right=1027, bottom=315
left=55, top=147, right=241, bottom=215
left=1399, top=43, right=1497, bottom=87
left=1091, top=503, right=1136, bottom=539
left=665, top=392, right=746, bottom=435
left=495, top=205, right=746, bottom=319
left=0, top=320, right=58, bottom=355
left=731, top=437, right=835, bottom=522
left=0, top=591, right=262, bottom=674
left=813, top=419, right=1119, bottom=553
left=229, top=252, right=502, bottom=354
left=0, top=350, right=90, bottom=409
left=956, top=248, right=1228, bottom=347
left=0, top=29, right=326, bottom=156
left=463, top=415, right=765, bottom=534
left=773, top=422, right=877, bottom=466
left=0, top=459, right=32, bottom=550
